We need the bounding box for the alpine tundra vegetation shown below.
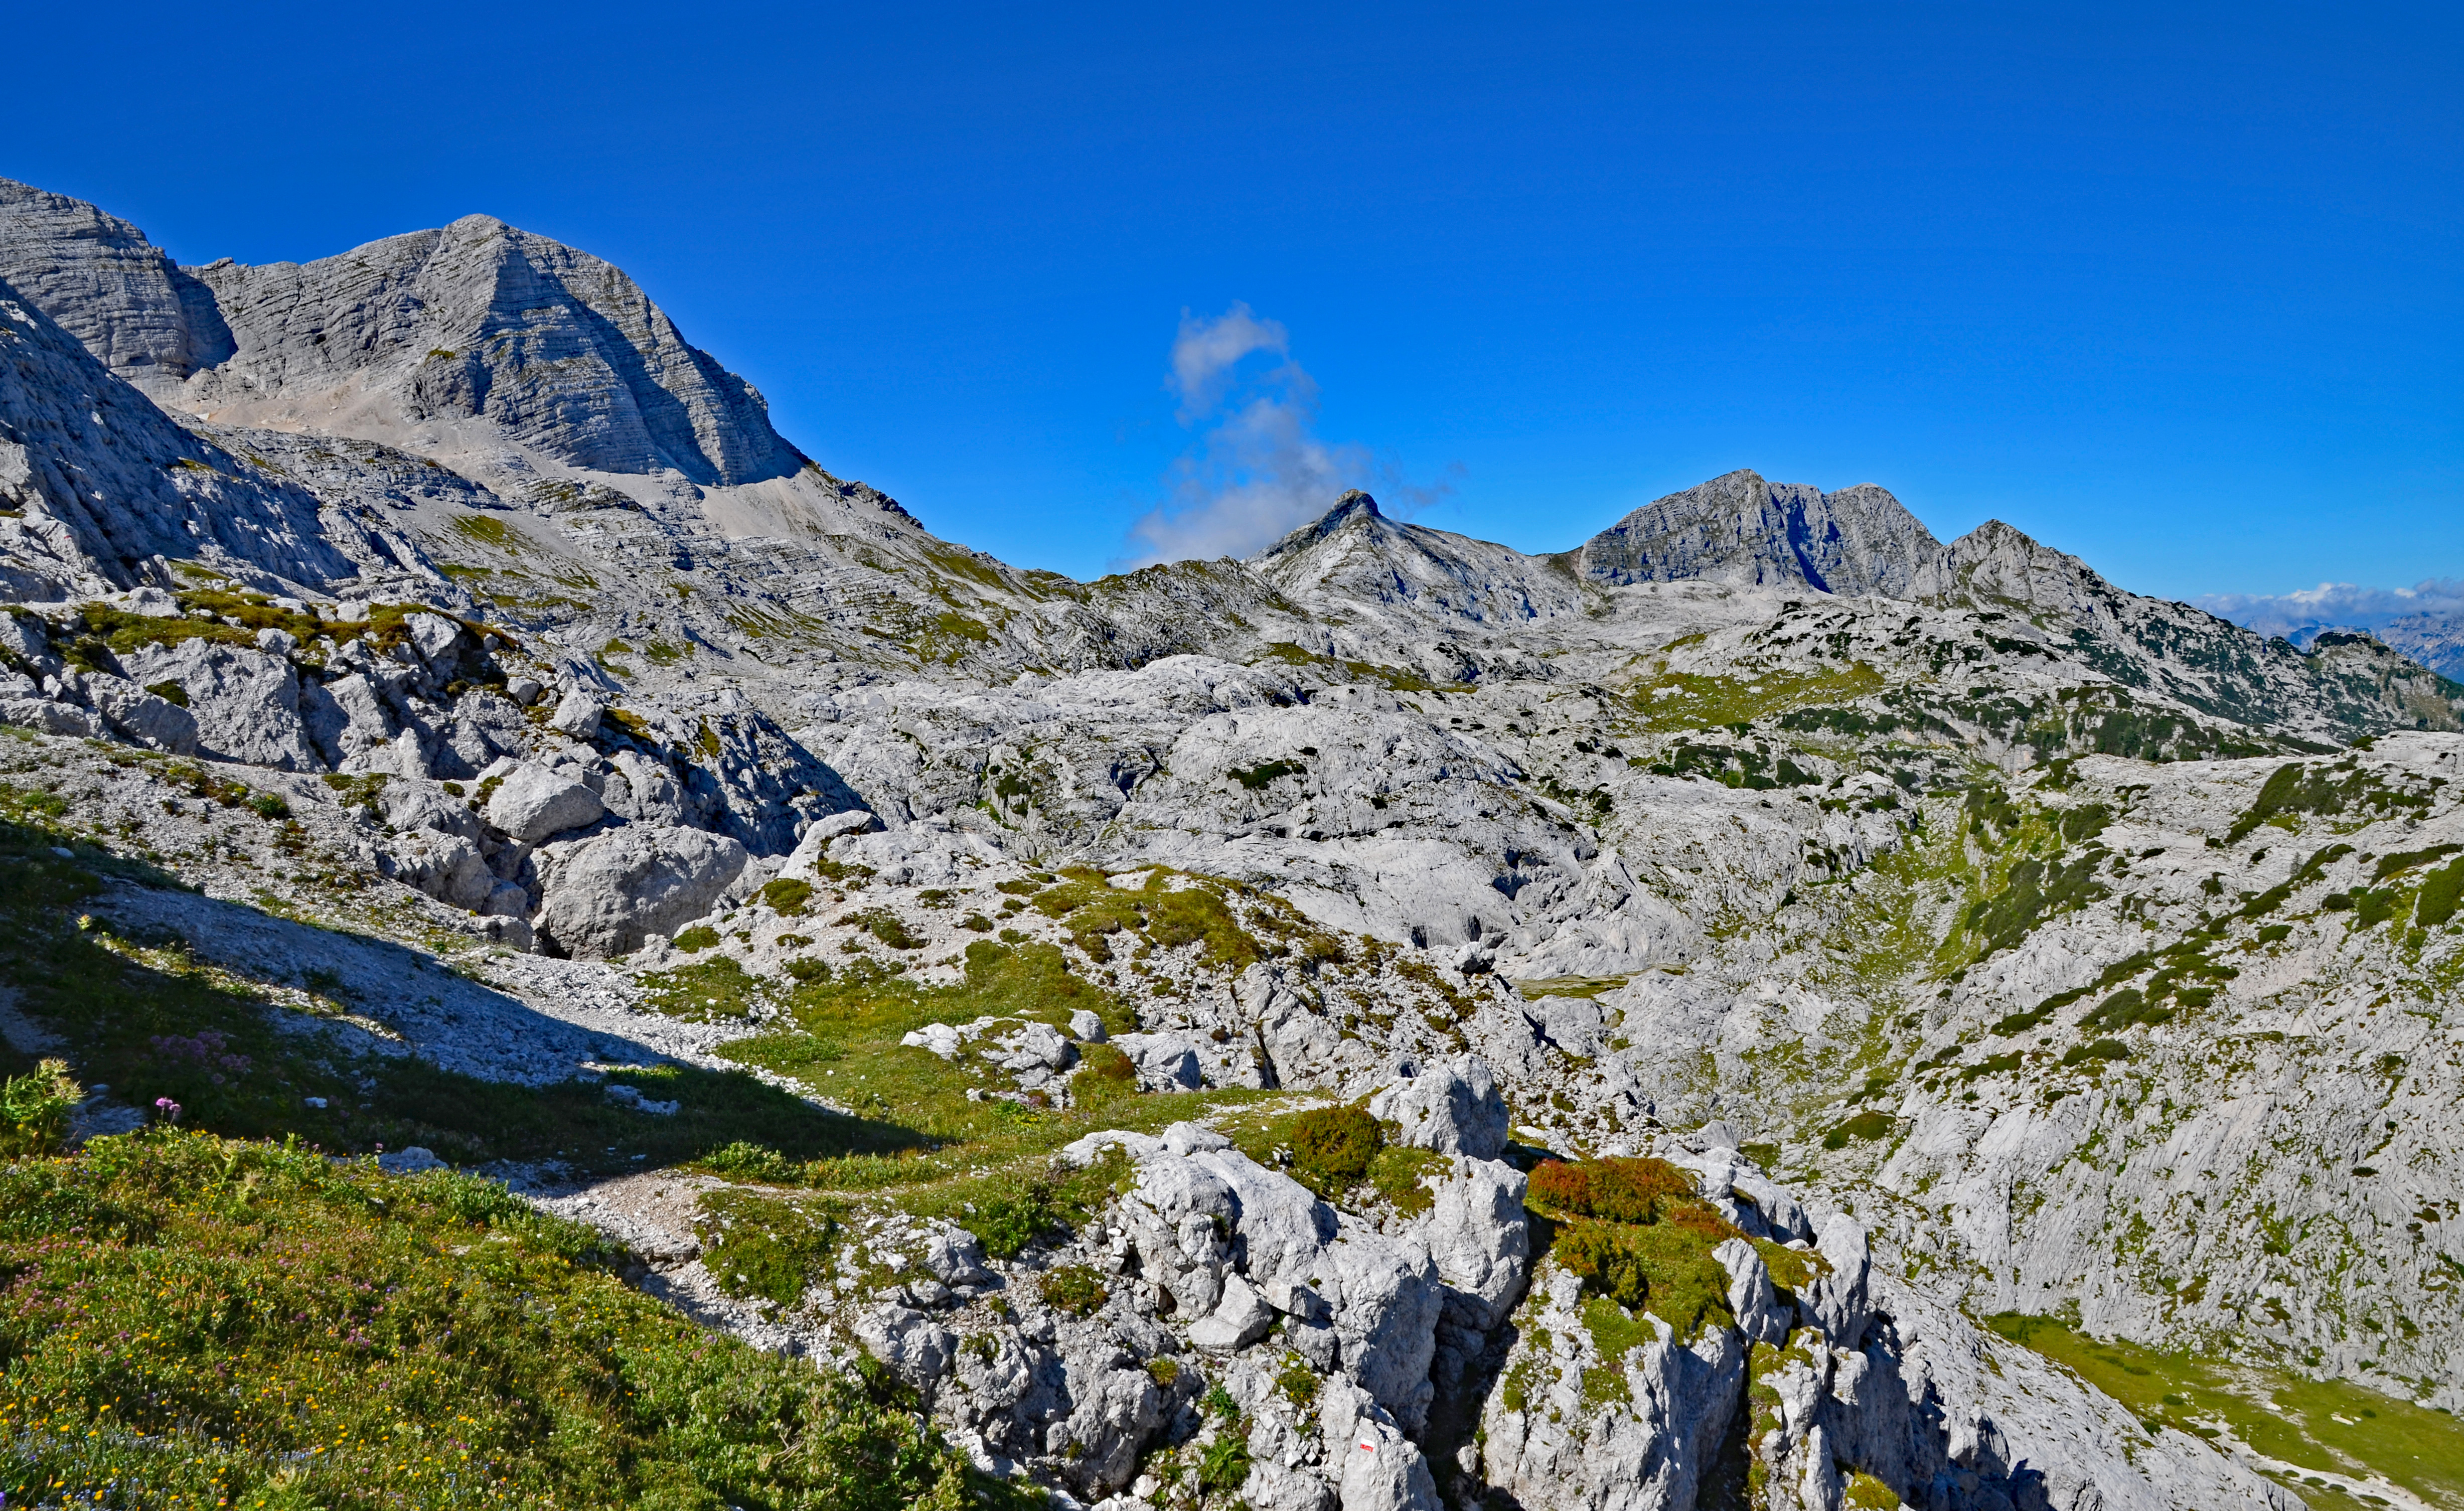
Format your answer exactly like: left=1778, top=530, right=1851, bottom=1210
left=0, top=174, right=2458, bottom=1511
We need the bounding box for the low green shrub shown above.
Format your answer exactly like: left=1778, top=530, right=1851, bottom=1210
left=855, top=911, right=925, bottom=950
left=695, top=1189, right=844, bottom=1308
left=1289, top=1105, right=1382, bottom=1197
left=2061, top=1038, right=2132, bottom=1066
left=0, top=1059, right=80, bottom=1156
left=969, top=1183, right=1059, bottom=1260
left=1275, top=1352, right=1320, bottom=1410
left=700, top=1139, right=806, bottom=1183
left=762, top=877, right=815, bottom=916
left=1822, top=1110, right=1895, bottom=1149
left=674, top=925, right=720, bottom=952
left=2417, top=860, right=2464, bottom=928
left=1038, top=1264, right=1109, bottom=1317
left=1198, top=1433, right=1252, bottom=1493
left=1553, top=1216, right=1738, bottom=1334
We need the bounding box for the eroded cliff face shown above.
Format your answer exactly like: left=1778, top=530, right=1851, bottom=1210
left=1, top=175, right=2458, bottom=1509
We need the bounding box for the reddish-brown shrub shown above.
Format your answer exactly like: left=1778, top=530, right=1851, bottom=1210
left=1662, top=1198, right=1742, bottom=1242
left=1528, top=1156, right=1698, bottom=1224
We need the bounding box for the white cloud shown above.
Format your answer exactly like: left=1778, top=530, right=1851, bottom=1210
left=1122, top=304, right=1453, bottom=567
left=2196, top=578, right=2464, bottom=638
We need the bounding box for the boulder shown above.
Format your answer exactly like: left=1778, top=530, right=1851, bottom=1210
left=532, top=824, right=749, bottom=958
left=921, top=1227, right=993, bottom=1290
left=1188, top=1273, right=1277, bottom=1351
left=0, top=696, right=99, bottom=738
left=1802, top=1213, right=1874, bottom=1349
left=299, top=671, right=396, bottom=767
left=1111, top=1031, right=1203, bottom=1091
left=87, top=675, right=197, bottom=753
left=118, top=640, right=315, bottom=769
left=1320, top=1232, right=1444, bottom=1430
left=1714, top=1238, right=1790, bottom=1347
left=776, top=808, right=879, bottom=878
left=1320, top=1378, right=1441, bottom=1511
left=402, top=612, right=462, bottom=669
left=381, top=828, right=495, bottom=910
left=989, top=1021, right=1073, bottom=1074
left=0, top=614, right=58, bottom=674
left=485, top=762, right=605, bottom=843
left=376, top=1146, right=445, bottom=1175
left=381, top=780, right=481, bottom=840
left=1067, top=1008, right=1108, bottom=1042
left=1422, top=1156, right=1529, bottom=1330
left=1366, top=1056, right=1510, bottom=1160
left=852, top=1304, right=955, bottom=1396
left=548, top=691, right=602, bottom=739
left=1052, top=1359, right=1166, bottom=1492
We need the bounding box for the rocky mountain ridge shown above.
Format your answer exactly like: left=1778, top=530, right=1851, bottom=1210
left=0, top=174, right=2459, bottom=1510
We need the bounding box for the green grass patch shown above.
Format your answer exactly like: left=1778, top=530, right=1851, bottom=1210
left=1023, top=870, right=1262, bottom=970
left=1367, top=1144, right=1447, bottom=1217
left=763, top=877, right=816, bottom=916
left=1625, top=662, right=1886, bottom=734
left=1038, top=1264, right=1109, bottom=1317
left=1822, top=1110, right=1895, bottom=1150
left=696, top=1186, right=847, bottom=1308
left=718, top=945, right=1275, bottom=1216
left=1513, top=975, right=1630, bottom=1000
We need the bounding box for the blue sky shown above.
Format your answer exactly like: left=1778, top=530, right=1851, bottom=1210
left=11, top=4, right=2459, bottom=610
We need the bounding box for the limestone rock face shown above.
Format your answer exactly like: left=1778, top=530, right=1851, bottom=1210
left=1366, top=1055, right=1510, bottom=1160
left=1421, top=1155, right=1528, bottom=1330
left=1478, top=1264, right=1746, bottom=1511
left=1058, top=1120, right=1447, bottom=1430
left=532, top=825, right=749, bottom=958
left=86, top=674, right=198, bottom=753
left=0, top=273, right=361, bottom=593
left=1576, top=468, right=1941, bottom=596
left=0, top=177, right=231, bottom=394
left=117, top=641, right=316, bottom=770
left=173, top=214, right=807, bottom=487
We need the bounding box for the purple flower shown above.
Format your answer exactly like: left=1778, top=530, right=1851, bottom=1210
left=153, top=1097, right=182, bottom=1125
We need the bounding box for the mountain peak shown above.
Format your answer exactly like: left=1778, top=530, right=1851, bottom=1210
left=0, top=179, right=811, bottom=490
left=1324, top=489, right=1380, bottom=523
left=1575, top=469, right=1939, bottom=597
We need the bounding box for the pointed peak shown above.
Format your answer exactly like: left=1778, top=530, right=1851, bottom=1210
left=1247, top=491, right=1391, bottom=564
left=1957, top=518, right=2044, bottom=551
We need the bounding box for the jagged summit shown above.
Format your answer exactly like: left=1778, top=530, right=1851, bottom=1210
left=0, top=181, right=828, bottom=496
left=1576, top=467, right=1941, bottom=596
left=0, top=176, right=232, bottom=393
left=1248, top=488, right=1383, bottom=556
left=1249, top=489, right=1592, bottom=631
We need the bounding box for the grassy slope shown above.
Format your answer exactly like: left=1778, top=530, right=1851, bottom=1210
left=0, top=1130, right=1022, bottom=1511
left=1988, top=1315, right=2464, bottom=1508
